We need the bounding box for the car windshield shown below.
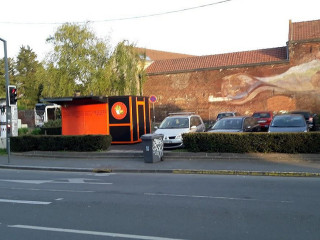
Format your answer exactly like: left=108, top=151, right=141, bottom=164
left=159, top=117, right=189, bottom=129
left=253, top=113, right=270, bottom=118
left=290, top=112, right=309, bottom=119
left=271, top=116, right=306, bottom=127
left=217, top=113, right=234, bottom=119
left=212, top=118, right=242, bottom=130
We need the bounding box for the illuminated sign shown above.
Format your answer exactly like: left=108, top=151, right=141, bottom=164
left=111, top=102, right=127, bottom=120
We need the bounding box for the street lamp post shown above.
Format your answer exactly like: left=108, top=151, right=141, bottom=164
left=0, top=37, right=11, bottom=163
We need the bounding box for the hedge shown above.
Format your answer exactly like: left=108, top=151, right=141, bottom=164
left=182, top=132, right=320, bottom=153
left=10, top=135, right=112, bottom=152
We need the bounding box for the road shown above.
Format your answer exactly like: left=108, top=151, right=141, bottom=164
left=0, top=169, right=319, bottom=240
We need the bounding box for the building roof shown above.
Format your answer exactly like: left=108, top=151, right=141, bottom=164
left=41, top=96, right=108, bottom=105
left=135, top=47, right=195, bottom=61
left=146, top=47, right=288, bottom=75
left=289, top=19, right=320, bottom=41
left=146, top=19, right=320, bottom=75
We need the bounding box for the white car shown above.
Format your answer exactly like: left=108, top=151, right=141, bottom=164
left=154, top=113, right=205, bottom=149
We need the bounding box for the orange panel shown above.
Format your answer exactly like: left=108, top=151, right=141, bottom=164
left=62, top=104, right=108, bottom=135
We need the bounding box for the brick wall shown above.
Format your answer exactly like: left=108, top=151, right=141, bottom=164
left=18, top=110, right=35, bottom=128
left=144, top=41, right=320, bottom=122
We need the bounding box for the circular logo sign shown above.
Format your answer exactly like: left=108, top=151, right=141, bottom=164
left=111, top=102, right=127, bottom=120
left=149, top=95, right=157, bottom=103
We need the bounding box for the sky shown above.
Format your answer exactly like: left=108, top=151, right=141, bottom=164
left=0, top=0, right=320, bottom=61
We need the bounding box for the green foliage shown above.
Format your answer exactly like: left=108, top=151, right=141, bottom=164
left=0, top=57, right=16, bottom=98
left=109, top=41, right=147, bottom=96
left=11, top=135, right=112, bottom=152
left=1, top=23, right=147, bottom=110
left=18, top=128, right=29, bottom=136
left=31, top=128, right=42, bottom=135
left=18, top=127, right=43, bottom=136
left=0, top=148, right=7, bottom=155
left=43, top=23, right=147, bottom=97
left=15, top=46, right=45, bottom=109
left=44, top=23, right=111, bottom=97
left=183, top=132, right=320, bottom=153
left=43, top=119, right=62, bottom=128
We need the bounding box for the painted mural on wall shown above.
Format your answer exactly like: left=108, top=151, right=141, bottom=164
left=209, top=59, right=320, bottom=105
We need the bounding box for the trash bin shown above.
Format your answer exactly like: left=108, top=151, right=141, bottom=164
left=141, top=133, right=164, bottom=163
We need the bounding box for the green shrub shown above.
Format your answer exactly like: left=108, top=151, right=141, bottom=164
left=40, top=127, right=62, bottom=135
left=43, top=119, right=61, bottom=128
left=18, top=128, right=29, bottom=136
left=183, top=132, right=320, bottom=153
left=31, top=128, right=42, bottom=135
left=10, top=135, right=112, bottom=152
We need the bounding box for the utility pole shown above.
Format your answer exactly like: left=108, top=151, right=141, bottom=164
left=0, top=37, right=11, bottom=163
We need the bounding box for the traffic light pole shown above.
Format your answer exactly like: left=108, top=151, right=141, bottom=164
left=0, top=37, right=11, bottom=163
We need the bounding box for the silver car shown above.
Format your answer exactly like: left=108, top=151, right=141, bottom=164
left=154, top=113, right=205, bottom=149
left=208, top=116, right=261, bottom=132
left=268, top=114, right=308, bottom=133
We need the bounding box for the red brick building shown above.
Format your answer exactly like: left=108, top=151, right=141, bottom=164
left=143, top=19, right=320, bottom=123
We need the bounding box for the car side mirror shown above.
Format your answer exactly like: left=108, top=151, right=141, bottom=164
left=154, top=126, right=158, bottom=130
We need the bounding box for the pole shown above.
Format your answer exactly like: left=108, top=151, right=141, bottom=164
left=152, top=102, right=155, bottom=125
left=0, top=37, right=10, bottom=163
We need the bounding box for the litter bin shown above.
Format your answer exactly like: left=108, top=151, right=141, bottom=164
left=141, top=133, right=164, bottom=163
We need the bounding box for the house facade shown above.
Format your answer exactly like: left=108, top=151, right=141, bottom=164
left=143, top=19, right=320, bottom=123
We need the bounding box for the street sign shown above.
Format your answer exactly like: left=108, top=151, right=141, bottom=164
left=150, top=95, right=157, bottom=103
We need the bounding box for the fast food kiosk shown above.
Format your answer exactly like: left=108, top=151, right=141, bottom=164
left=42, top=96, right=151, bottom=144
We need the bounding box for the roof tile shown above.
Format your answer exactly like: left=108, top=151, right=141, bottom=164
left=146, top=47, right=287, bottom=74
left=289, top=19, right=320, bottom=41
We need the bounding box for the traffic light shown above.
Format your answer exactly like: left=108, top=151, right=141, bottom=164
left=8, top=85, right=17, bottom=106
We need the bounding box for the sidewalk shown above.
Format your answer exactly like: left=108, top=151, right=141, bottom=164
left=1, top=143, right=320, bottom=177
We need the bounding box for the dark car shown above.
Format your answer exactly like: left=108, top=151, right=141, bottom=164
left=216, top=112, right=240, bottom=121
left=268, top=114, right=308, bottom=133
left=252, top=111, right=274, bottom=131
left=208, top=116, right=261, bottom=132
left=289, top=111, right=319, bottom=131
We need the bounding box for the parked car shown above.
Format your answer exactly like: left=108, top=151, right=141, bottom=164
left=208, top=116, right=261, bottom=132
left=154, top=113, right=205, bottom=149
left=289, top=110, right=319, bottom=131
left=268, top=114, right=308, bottom=133
left=216, top=112, right=240, bottom=121
left=252, top=111, right=274, bottom=131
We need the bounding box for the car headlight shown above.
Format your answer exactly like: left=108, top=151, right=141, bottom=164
left=176, top=134, right=182, bottom=139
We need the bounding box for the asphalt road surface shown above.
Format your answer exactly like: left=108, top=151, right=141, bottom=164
left=0, top=169, right=319, bottom=240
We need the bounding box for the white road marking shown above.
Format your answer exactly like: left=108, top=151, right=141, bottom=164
left=144, top=193, right=293, bottom=203
left=8, top=225, right=187, bottom=240
left=53, top=182, right=112, bottom=185
left=0, top=178, right=112, bottom=185
left=91, top=173, right=116, bottom=176
left=55, top=198, right=64, bottom=201
left=0, top=186, right=94, bottom=193
left=0, top=180, right=52, bottom=184
left=0, top=199, right=51, bottom=205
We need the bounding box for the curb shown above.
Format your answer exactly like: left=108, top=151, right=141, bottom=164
left=11, top=151, right=320, bottom=162
left=93, top=168, right=320, bottom=177
left=1, top=164, right=320, bottom=177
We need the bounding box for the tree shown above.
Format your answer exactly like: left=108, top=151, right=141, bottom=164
left=44, top=23, right=110, bottom=97
left=109, top=41, right=147, bottom=96
left=15, top=45, right=44, bottom=109
left=0, top=57, right=16, bottom=98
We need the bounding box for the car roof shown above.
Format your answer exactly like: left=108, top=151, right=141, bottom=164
left=274, top=114, right=304, bottom=118
left=253, top=111, right=273, bottom=114
left=218, top=112, right=237, bottom=114
left=166, top=113, right=201, bottom=118
left=218, top=116, right=248, bottom=120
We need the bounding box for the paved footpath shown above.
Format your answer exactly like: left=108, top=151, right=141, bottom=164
left=1, top=143, right=320, bottom=177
